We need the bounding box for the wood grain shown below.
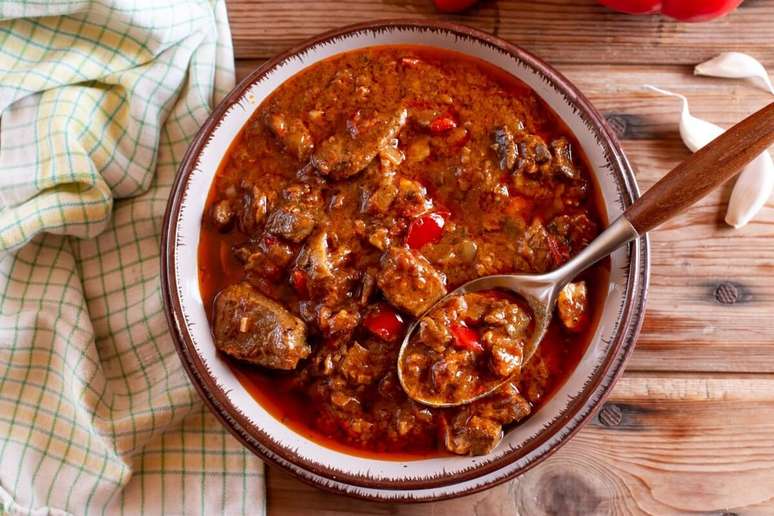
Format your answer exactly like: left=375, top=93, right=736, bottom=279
left=226, top=0, right=774, bottom=65
left=267, top=374, right=774, bottom=515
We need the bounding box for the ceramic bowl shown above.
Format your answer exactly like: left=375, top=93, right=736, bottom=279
left=161, top=20, right=650, bottom=501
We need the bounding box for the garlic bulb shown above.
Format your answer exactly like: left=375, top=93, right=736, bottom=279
left=645, top=85, right=773, bottom=228
left=695, top=52, right=774, bottom=95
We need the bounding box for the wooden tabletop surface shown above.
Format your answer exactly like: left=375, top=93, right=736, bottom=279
left=225, top=1, right=774, bottom=513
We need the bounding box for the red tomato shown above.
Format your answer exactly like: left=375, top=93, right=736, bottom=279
left=363, top=305, right=404, bottom=341
left=598, top=0, right=743, bottom=21
left=450, top=323, right=483, bottom=353
left=662, top=0, right=743, bottom=21
left=429, top=113, right=457, bottom=133
left=598, top=0, right=660, bottom=14
left=406, top=213, right=446, bottom=249
left=433, top=0, right=478, bottom=13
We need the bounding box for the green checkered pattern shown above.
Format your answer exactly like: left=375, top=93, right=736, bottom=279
left=0, top=1, right=265, bottom=514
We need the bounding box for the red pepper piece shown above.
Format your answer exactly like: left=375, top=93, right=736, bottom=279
left=406, top=212, right=446, bottom=249
left=450, top=323, right=483, bottom=353
left=363, top=305, right=404, bottom=341
left=429, top=113, right=457, bottom=133
left=290, top=269, right=308, bottom=297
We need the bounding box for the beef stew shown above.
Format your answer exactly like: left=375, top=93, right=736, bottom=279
left=198, top=46, right=607, bottom=458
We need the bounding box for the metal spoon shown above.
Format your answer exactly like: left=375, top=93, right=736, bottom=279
left=398, top=101, right=774, bottom=408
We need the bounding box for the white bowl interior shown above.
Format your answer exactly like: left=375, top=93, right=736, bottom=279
left=171, top=26, right=636, bottom=486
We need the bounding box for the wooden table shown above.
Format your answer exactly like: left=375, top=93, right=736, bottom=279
left=225, top=1, right=774, bottom=513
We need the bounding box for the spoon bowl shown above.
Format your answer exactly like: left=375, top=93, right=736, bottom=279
left=397, top=217, right=639, bottom=407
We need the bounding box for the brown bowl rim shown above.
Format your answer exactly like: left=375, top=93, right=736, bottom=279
left=161, top=19, right=650, bottom=497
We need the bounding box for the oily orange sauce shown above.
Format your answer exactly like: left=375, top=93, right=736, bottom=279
left=198, top=45, right=610, bottom=459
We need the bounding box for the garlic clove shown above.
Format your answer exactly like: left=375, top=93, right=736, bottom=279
left=725, top=151, right=774, bottom=229
left=694, top=52, right=774, bottom=95
left=644, top=85, right=723, bottom=151
left=645, top=85, right=773, bottom=229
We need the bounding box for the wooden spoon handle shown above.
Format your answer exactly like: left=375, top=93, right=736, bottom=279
left=625, top=102, right=774, bottom=234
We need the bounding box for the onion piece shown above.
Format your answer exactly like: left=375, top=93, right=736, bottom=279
left=645, top=85, right=774, bottom=228
left=694, top=52, right=774, bottom=95
left=379, top=138, right=404, bottom=168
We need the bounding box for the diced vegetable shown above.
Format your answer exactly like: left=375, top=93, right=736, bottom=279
left=450, top=323, right=484, bottom=352
left=447, top=126, right=469, bottom=146
left=400, top=57, right=422, bottom=66
left=429, top=113, right=457, bottom=133
left=407, top=137, right=431, bottom=162
left=406, top=212, right=446, bottom=249
left=363, top=305, right=405, bottom=341
left=290, top=269, right=308, bottom=296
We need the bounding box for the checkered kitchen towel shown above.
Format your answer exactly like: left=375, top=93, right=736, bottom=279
left=0, top=1, right=265, bottom=514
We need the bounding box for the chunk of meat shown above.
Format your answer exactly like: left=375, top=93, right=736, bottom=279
left=294, top=229, right=354, bottom=307
left=312, top=107, right=407, bottom=180
left=232, top=236, right=294, bottom=280
left=484, top=330, right=524, bottom=377
left=519, top=354, right=551, bottom=404
left=393, top=177, right=432, bottom=218
left=417, top=313, right=453, bottom=352
left=237, top=184, right=271, bottom=235
left=359, top=164, right=398, bottom=215
left=443, top=381, right=530, bottom=455
left=444, top=413, right=503, bottom=456
left=265, top=183, right=323, bottom=242
left=548, top=213, right=597, bottom=253
left=557, top=281, right=588, bottom=332
left=473, top=382, right=531, bottom=424
left=515, top=131, right=552, bottom=176
left=429, top=349, right=476, bottom=398
left=213, top=282, right=310, bottom=370
left=520, top=220, right=554, bottom=273
left=317, top=305, right=360, bottom=341
left=481, top=299, right=531, bottom=377
left=265, top=112, right=314, bottom=161
left=298, top=230, right=336, bottom=281
left=550, top=138, right=579, bottom=180
left=492, top=126, right=517, bottom=171
left=377, top=246, right=447, bottom=316
left=358, top=271, right=376, bottom=306
left=338, top=340, right=391, bottom=386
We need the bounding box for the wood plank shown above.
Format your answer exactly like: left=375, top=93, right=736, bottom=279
left=267, top=374, right=774, bottom=515
left=234, top=59, right=774, bottom=373
left=226, top=0, right=774, bottom=65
